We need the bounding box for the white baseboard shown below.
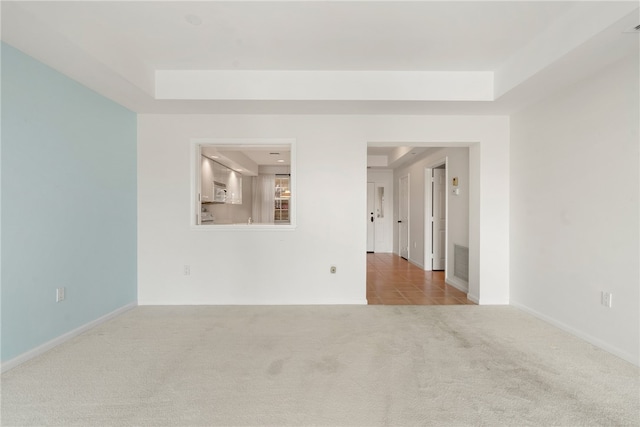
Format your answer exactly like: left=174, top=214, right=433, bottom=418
left=1, top=302, right=137, bottom=373
left=511, top=301, right=639, bottom=367
left=466, top=293, right=480, bottom=304
left=137, top=300, right=369, bottom=306
left=445, top=276, right=469, bottom=293
left=408, top=258, right=424, bottom=269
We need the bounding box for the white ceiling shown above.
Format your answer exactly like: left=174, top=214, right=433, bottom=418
left=367, top=146, right=438, bottom=170
left=1, top=1, right=638, bottom=115
left=201, top=145, right=291, bottom=175
left=235, top=148, right=290, bottom=167
left=5, top=1, right=575, bottom=71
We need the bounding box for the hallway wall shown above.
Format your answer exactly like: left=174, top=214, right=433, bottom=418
left=394, top=148, right=470, bottom=292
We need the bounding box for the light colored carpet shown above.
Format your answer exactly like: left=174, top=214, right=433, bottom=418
left=1, top=305, right=638, bottom=426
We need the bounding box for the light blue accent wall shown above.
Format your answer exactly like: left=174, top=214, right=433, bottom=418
left=1, top=43, right=137, bottom=362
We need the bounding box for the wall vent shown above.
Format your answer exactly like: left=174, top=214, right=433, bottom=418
left=454, top=245, right=469, bottom=282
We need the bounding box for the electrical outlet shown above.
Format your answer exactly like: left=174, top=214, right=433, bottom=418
left=330, top=266, right=337, bottom=274
left=56, top=287, right=65, bottom=302
left=184, top=265, right=191, bottom=276
left=601, top=291, right=613, bottom=308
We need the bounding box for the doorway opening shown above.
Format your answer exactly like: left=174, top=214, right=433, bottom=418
left=366, top=145, right=471, bottom=306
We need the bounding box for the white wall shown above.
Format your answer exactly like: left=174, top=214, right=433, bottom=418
left=510, top=54, right=639, bottom=365
left=367, top=169, right=394, bottom=253
left=138, top=115, right=509, bottom=305
left=394, top=148, right=470, bottom=291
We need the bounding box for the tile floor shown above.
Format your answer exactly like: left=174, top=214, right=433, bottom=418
left=367, top=253, right=474, bottom=305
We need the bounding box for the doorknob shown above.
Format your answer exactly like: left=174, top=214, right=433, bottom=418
left=371, top=216, right=374, bottom=223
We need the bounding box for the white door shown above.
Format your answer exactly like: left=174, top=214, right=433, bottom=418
left=399, top=175, right=409, bottom=260
left=374, top=186, right=386, bottom=252
left=367, top=182, right=375, bottom=252
left=432, top=168, right=446, bottom=270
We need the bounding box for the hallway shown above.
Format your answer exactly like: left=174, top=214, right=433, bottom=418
left=367, top=253, right=473, bottom=305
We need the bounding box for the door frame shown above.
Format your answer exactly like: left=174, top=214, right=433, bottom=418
left=424, top=157, right=448, bottom=272
left=398, top=173, right=410, bottom=260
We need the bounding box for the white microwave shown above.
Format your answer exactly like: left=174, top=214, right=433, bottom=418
left=213, top=181, right=227, bottom=203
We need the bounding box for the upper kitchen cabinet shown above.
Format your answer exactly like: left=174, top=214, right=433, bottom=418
left=212, top=161, right=228, bottom=185
left=211, top=161, right=242, bottom=204
left=200, top=156, right=214, bottom=202
left=226, top=171, right=242, bottom=205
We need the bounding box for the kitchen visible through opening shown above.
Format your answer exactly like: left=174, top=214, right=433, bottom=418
left=192, top=139, right=295, bottom=228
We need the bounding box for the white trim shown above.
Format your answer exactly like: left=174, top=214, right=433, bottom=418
left=445, top=276, right=469, bottom=293
left=511, top=301, right=639, bottom=367
left=1, top=302, right=137, bottom=373
left=423, top=169, right=433, bottom=271
left=407, top=257, right=424, bottom=270
left=138, top=300, right=368, bottom=306
left=467, top=292, right=480, bottom=304
left=398, top=173, right=410, bottom=260
left=192, top=224, right=298, bottom=231
left=190, top=138, right=297, bottom=230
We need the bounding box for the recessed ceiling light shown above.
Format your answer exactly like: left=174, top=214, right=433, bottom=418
left=185, top=14, right=202, bottom=26
left=277, top=159, right=285, bottom=163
